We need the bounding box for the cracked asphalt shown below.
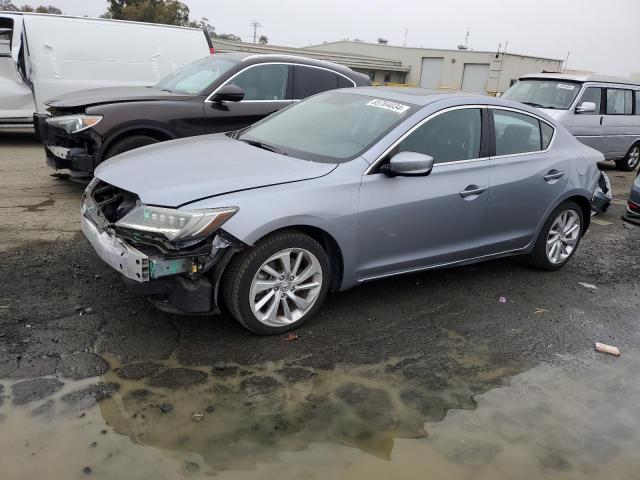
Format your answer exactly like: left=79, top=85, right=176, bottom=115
left=1, top=130, right=639, bottom=478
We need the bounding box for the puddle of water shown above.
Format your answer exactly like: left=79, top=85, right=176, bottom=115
left=0, top=337, right=638, bottom=479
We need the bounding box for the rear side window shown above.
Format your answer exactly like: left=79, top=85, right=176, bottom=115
left=293, top=65, right=346, bottom=99
left=636, top=92, right=640, bottom=115
left=606, top=89, right=633, bottom=115
left=397, top=108, right=482, bottom=164
left=493, top=110, right=542, bottom=156
left=578, top=87, right=602, bottom=114
left=541, top=122, right=554, bottom=149
left=0, top=18, right=13, bottom=56
left=228, top=64, right=289, bottom=101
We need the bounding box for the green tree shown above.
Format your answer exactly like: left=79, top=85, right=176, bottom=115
left=35, top=5, right=62, bottom=13
left=258, top=35, right=268, bottom=45
left=107, top=0, right=190, bottom=26
left=0, top=1, right=62, bottom=13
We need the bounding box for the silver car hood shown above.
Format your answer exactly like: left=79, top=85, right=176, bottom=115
left=95, top=135, right=338, bottom=207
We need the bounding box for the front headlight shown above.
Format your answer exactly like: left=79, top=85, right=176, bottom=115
left=46, top=115, right=103, bottom=134
left=115, top=205, right=238, bottom=241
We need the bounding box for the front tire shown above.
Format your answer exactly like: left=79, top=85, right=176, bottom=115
left=103, top=135, right=160, bottom=160
left=222, top=230, right=330, bottom=335
left=615, top=144, right=640, bottom=172
left=528, top=201, right=584, bottom=271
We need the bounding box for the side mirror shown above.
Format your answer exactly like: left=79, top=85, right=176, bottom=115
left=382, top=151, right=434, bottom=177
left=211, top=84, right=244, bottom=103
left=576, top=101, right=596, bottom=114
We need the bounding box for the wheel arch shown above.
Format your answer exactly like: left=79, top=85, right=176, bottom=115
left=223, top=224, right=345, bottom=292
left=567, top=194, right=592, bottom=233
left=529, top=190, right=593, bottom=253
left=98, top=124, right=177, bottom=161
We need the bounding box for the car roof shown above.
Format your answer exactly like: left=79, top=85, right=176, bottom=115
left=520, top=72, right=640, bottom=87
left=236, top=53, right=360, bottom=77
left=333, top=87, right=559, bottom=123
left=338, top=86, right=486, bottom=106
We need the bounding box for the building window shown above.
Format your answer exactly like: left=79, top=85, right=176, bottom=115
left=384, top=72, right=392, bottom=84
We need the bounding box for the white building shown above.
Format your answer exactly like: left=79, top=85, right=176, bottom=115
left=305, top=40, right=563, bottom=94
left=212, top=38, right=563, bottom=94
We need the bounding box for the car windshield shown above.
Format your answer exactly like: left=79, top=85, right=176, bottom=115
left=239, top=92, right=417, bottom=163
left=502, top=79, right=582, bottom=110
left=155, top=55, right=239, bottom=95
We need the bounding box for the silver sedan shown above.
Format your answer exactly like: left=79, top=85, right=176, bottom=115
left=82, top=87, right=603, bottom=334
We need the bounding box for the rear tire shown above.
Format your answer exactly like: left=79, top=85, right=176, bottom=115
left=528, top=200, right=584, bottom=271
left=615, top=144, right=640, bottom=172
left=103, top=135, right=160, bottom=160
left=222, top=230, right=330, bottom=335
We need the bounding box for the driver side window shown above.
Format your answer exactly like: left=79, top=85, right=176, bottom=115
left=578, top=87, right=602, bottom=115
left=397, top=108, right=482, bottom=164
left=227, top=64, right=290, bottom=101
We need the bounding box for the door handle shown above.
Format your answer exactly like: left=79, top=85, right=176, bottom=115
left=459, top=185, right=487, bottom=198
left=544, top=170, right=565, bottom=182
left=599, top=116, right=603, bottom=126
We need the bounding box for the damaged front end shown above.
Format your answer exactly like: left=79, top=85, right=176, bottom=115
left=34, top=110, right=103, bottom=178
left=81, top=179, right=245, bottom=314
left=591, top=171, right=613, bottom=215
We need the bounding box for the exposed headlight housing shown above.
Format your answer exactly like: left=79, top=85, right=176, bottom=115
left=46, top=114, right=103, bottom=134
left=115, top=205, right=238, bottom=241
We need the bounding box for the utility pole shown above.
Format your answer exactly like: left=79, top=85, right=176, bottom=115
left=403, top=28, right=408, bottom=47
left=564, top=51, right=570, bottom=72
left=250, top=21, right=262, bottom=44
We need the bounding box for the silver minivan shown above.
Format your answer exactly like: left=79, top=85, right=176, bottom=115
left=503, top=74, right=640, bottom=171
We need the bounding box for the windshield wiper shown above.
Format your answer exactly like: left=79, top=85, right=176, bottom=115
left=520, top=101, right=559, bottom=110
left=239, top=139, right=288, bottom=156
left=520, top=101, right=545, bottom=108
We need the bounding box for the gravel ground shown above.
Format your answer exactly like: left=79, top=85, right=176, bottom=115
left=0, top=130, right=639, bottom=477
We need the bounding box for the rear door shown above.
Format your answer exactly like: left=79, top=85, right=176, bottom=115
left=485, top=107, right=569, bottom=252
left=0, top=15, right=35, bottom=124
left=204, top=63, right=292, bottom=133
left=357, top=106, right=492, bottom=279
left=292, top=64, right=355, bottom=100
left=572, top=85, right=603, bottom=153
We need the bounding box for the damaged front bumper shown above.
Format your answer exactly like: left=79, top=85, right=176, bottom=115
left=81, top=185, right=244, bottom=315
left=591, top=171, right=613, bottom=215
left=35, top=113, right=100, bottom=176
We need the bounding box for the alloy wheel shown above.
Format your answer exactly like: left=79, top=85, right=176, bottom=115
left=250, top=248, right=323, bottom=326
left=628, top=146, right=640, bottom=170
left=546, top=210, right=581, bottom=265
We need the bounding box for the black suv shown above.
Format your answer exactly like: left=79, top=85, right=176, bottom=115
left=35, top=53, right=370, bottom=178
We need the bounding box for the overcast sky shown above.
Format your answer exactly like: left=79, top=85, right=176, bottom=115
left=12, top=0, right=639, bottom=77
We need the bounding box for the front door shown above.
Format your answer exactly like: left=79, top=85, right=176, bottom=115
left=204, top=63, right=292, bottom=134
left=572, top=86, right=603, bottom=153
left=0, top=16, right=35, bottom=123
left=357, top=107, right=491, bottom=280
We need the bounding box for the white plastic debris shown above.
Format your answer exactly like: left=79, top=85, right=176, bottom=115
left=578, top=282, right=597, bottom=290
left=595, top=342, right=620, bottom=357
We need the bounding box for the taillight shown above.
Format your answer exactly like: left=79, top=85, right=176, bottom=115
left=210, top=47, right=215, bottom=55
left=629, top=200, right=640, bottom=213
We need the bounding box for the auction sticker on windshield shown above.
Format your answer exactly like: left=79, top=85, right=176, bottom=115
left=366, top=99, right=410, bottom=114
left=557, top=83, right=576, bottom=90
